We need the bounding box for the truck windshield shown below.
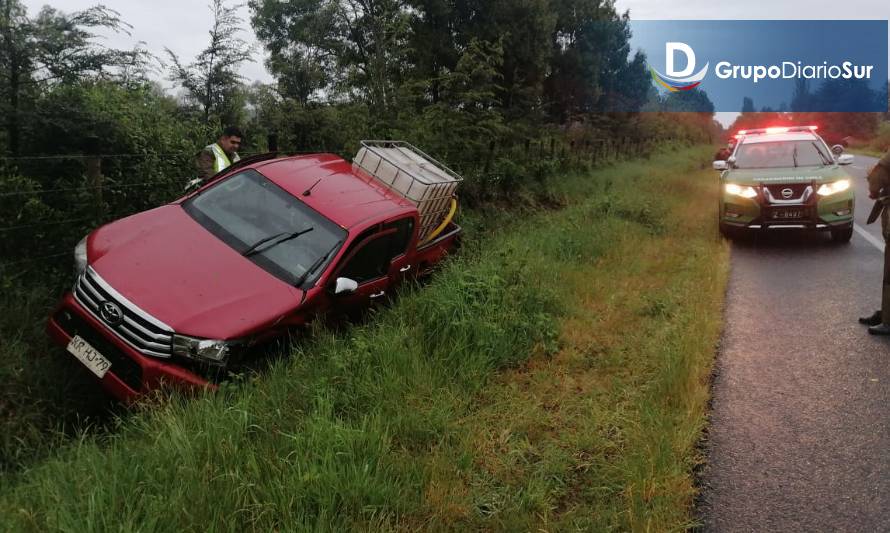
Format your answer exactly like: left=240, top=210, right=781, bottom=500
left=734, top=140, right=831, bottom=169
left=183, top=169, right=346, bottom=286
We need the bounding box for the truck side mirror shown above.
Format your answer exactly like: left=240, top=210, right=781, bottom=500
left=713, top=160, right=728, bottom=171
left=831, top=144, right=845, bottom=155
left=837, top=154, right=855, bottom=166
left=333, top=277, right=358, bottom=296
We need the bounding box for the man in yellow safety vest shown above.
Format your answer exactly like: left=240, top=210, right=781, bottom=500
left=195, top=126, right=243, bottom=182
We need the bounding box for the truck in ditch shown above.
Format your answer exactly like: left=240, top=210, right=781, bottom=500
left=47, top=141, right=462, bottom=401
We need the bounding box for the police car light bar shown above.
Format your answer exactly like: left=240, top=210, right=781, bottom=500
left=735, top=126, right=818, bottom=137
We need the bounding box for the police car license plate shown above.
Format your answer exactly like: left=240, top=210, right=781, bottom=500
left=67, top=335, right=111, bottom=378
left=772, top=209, right=803, bottom=220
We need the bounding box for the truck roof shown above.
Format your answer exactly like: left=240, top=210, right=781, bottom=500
left=253, top=154, right=415, bottom=229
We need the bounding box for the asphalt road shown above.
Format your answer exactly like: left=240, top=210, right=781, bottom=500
left=699, top=155, right=890, bottom=532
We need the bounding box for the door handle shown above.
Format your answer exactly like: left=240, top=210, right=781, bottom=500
left=399, top=265, right=412, bottom=273
left=370, top=291, right=386, bottom=299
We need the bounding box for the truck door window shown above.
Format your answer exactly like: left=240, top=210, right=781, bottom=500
left=339, top=233, right=396, bottom=283
left=384, top=218, right=414, bottom=257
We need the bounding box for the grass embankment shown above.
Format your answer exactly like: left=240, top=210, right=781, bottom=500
left=0, top=147, right=728, bottom=531
left=849, top=122, right=890, bottom=159
left=0, top=282, right=119, bottom=471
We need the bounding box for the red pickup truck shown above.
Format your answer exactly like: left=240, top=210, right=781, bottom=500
left=47, top=142, right=462, bottom=401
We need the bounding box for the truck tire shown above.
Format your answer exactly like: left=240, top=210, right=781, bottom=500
left=719, top=222, right=735, bottom=240
left=831, top=226, right=853, bottom=243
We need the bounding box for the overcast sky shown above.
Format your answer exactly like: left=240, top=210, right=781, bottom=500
left=21, top=0, right=890, bottom=126
left=21, top=0, right=273, bottom=84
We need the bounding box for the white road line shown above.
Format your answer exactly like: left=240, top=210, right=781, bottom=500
left=853, top=165, right=865, bottom=170
left=854, top=223, right=885, bottom=253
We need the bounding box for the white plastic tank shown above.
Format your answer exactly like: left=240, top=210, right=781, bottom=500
left=353, top=141, right=462, bottom=242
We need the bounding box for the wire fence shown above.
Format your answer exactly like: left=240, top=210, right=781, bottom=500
left=0, top=136, right=692, bottom=273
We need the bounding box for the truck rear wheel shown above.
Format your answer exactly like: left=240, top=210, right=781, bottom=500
left=831, top=226, right=853, bottom=243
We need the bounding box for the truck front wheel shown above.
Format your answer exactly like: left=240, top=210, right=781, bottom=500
left=831, top=226, right=853, bottom=243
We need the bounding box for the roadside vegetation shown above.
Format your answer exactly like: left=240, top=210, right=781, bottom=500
left=849, top=122, right=890, bottom=158
left=0, top=0, right=720, bottom=474
left=0, top=146, right=729, bottom=531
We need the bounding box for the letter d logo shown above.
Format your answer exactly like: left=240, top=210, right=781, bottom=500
left=666, top=42, right=696, bottom=77
left=648, top=42, right=709, bottom=92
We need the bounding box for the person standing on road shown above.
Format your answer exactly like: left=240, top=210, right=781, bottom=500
left=195, top=126, right=243, bottom=182
left=859, top=150, right=890, bottom=335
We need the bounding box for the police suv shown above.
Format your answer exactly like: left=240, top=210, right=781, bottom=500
left=715, top=126, right=856, bottom=242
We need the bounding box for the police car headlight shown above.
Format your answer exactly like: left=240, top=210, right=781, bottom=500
left=172, top=335, right=237, bottom=365
left=725, top=183, right=758, bottom=199
left=817, top=179, right=850, bottom=197
left=74, top=235, right=88, bottom=276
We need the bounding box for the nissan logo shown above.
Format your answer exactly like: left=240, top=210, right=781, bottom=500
left=99, top=301, right=124, bottom=326
left=781, top=188, right=794, bottom=199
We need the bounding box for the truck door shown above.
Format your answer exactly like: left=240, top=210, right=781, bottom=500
left=383, top=216, right=416, bottom=286
left=331, top=228, right=398, bottom=310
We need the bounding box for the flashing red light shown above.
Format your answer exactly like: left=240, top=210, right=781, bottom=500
left=766, top=127, right=790, bottom=134
left=737, top=130, right=747, bottom=135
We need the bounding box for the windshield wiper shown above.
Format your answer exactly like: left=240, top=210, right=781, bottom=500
left=792, top=145, right=799, bottom=168
left=243, top=227, right=314, bottom=257
left=295, top=239, right=343, bottom=287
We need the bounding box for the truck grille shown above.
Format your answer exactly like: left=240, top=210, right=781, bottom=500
left=73, top=267, right=174, bottom=358
left=764, top=183, right=810, bottom=202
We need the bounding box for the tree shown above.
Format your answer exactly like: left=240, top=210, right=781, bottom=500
left=250, top=0, right=410, bottom=114
left=414, top=38, right=506, bottom=163
left=167, top=0, right=254, bottom=124
left=579, top=14, right=651, bottom=113
left=661, top=88, right=715, bottom=114
left=542, top=4, right=651, bottom=117
left=0, top=0, right=144, bottom=155
left=249, top=0, right=338, bottom=105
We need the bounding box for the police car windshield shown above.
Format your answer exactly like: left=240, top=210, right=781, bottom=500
left=183, top=169, right=346, bottom=286
left=734, top=140, right=830, bottom=169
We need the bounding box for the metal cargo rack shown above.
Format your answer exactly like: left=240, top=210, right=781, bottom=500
left=353, top=140, right=463, bottom=242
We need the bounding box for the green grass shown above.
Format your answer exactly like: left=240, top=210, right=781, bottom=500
left=0, top=280, right=118, bottom=472
left=0, top=146, right=728, bottom=531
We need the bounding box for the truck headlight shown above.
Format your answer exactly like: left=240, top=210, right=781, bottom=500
left=172, top=335, right=237, bottom=365
left=74, top=236, right=88, bottom=276
left=817, top=179, right=850, bottom=197
left=725, top=183, right=758, bottom=199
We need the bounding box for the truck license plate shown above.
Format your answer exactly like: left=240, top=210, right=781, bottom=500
left=67, top=335, right=111, bottom=379
left=772, top=209, right=803, bottom=220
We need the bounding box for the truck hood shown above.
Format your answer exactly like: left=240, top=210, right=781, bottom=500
left=723, top=166, right=851, bottom=185
left=87, top=205, right=302, bottom=339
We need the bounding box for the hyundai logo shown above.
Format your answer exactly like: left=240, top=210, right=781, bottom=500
left=781, top=188, right=794, bottom=199
left=99, top=301, right=124, bottom=326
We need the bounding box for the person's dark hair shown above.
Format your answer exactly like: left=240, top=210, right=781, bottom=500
left=222, top=126, right=243, bottom=139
